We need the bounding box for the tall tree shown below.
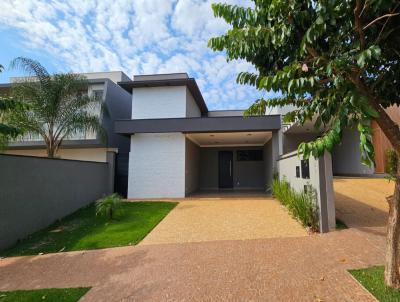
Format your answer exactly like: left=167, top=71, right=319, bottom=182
left=209, top=0, right=400, bottom=287
left=9, top=57, right=106, bottom=158
left=0, top=64, right=21, bottom=149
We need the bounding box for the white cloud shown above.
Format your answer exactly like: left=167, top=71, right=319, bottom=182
left=0, top=0, right=262, bottom=110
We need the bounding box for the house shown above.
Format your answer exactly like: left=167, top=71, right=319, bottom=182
left=0, top=71, right=132, bottom=196
left=1, top=71, right=391, bottom=200
left=114, top=73, right=380, bottom=199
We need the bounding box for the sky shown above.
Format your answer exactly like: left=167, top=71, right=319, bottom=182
left=0, top=0, right=270, bottom=110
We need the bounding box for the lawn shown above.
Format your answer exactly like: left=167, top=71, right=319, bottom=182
left=1, top=202, right=177, bottom=257
left=350, top=266, right=400, bottom=302
left=0, top=288, right=90, bottom=302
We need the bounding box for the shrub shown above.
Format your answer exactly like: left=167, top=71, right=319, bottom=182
left=95, top=194, right=124, bottom=220
left=271, top=177, right=319, bottom=232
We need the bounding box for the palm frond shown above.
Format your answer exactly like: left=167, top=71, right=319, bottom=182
left=8, top=59, right=107, bottom=156
left=10, top=57, right=50, bottom=87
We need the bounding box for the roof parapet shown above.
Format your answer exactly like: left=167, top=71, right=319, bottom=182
left=133, top=73, right=189, bottom=82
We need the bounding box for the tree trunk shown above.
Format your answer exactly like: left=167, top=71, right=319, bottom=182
left=385, top=162, right=400, bottom=288
left=363, top=95, right=400, bottom=287
left=47, top=146, right=55, bottom=158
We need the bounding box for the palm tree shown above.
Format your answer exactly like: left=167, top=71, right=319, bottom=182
left=0, top=64, right=21, bottom=149
left=9, top=57, right=106, bottom=158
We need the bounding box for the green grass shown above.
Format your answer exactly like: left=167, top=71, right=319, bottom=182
left=350, top=266, right=400, bottom=302
left=335, top=219, right=348, bottom=230
left=0, top=288, right=90, bottom=302
left=1, top=202, right=177, bottom=257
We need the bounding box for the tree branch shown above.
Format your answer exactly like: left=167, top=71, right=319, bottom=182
left=350, top=75, right=400, bottom=153
left=376, top=3, right=400, bottom=43
left=364, top=13, right=400, bottom=30
left=354, top=0, right=366, bottom=50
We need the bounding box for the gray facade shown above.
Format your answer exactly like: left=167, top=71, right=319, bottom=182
left=185, top=138, right=200, bottom=194
left=199, top=147, right=267, bottom=191
left=282, top=128, right=374, bottom=176
left=0, top=154, right=114, bottom=250
left=331, top=128, right=375, bottom=175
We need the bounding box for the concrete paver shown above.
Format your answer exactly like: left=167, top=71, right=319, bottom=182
left=140, top=197, right=308, bottom=245
left=0, top=228, right=384, bottom=302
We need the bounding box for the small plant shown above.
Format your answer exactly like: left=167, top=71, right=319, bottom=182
left=271, top=176, right=319, bottom=232
left=95, top=194, right=124, bottom=220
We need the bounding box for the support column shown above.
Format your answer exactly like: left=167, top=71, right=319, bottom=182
left=317, top=151, right=336, bottom=232
left=271, top=130, right=283, bottom=173
left=106, top=151, right=116, bottom=195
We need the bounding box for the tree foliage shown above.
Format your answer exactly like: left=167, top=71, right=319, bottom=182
left=8, top=57, right=107, bottom=157
left=209, top=0, right=400, bottom=166
left=0, top=64, right=21, bottom=149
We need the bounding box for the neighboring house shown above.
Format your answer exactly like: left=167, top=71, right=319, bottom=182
left=0, top=71, right=132, bottom=196
left=114, top=73, right=378, bottom=199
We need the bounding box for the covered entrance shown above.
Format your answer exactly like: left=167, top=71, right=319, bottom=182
left=185, top=131, right=279, bottom=195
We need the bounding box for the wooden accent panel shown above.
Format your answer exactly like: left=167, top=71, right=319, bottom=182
left=371, top=105, right=400, bottom=173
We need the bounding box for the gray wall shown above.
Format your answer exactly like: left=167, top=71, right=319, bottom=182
left=185, top=138, right=200, bottom=194
left=283, top=132, right=319, bottom=154
left=0, top=154, right=113, bottom=250
left=104, top=80, right=133, bottom=196
left=331, top=128, right=374, bottom=175
left=199, top=147, right=266, bottom=190
left=103, top=79, right=132, bottom=153
left=278, top=151, right=335, bottom=232
left=263, top=140, right=273, bottom=191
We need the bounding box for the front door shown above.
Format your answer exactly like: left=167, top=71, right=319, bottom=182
left=218, top=151, right=233, bottom=188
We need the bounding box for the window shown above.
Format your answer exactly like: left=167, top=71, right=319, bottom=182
left=92, top=90, right=103, bottom=101
left=296, top=166, right=300, bottom=178
left=237, top=150, right=263, bottom=161
left=301, top=159, right=310, bottom=179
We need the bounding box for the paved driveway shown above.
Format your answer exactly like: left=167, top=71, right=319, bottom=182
left=140, top=196, right=308, bottom=245
left=334, top=177, right=392, bottom=230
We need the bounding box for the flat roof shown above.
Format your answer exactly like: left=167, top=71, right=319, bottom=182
left=114, top=115, right=281, bottom=135
left=133, top=73, right=189, bottom=81
left=118, top=77, right=208, bottom=114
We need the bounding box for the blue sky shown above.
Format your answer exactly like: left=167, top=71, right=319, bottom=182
left=0, top=0, right=269, bottom=110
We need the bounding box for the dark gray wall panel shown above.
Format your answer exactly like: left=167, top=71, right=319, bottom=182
left=199, top=147, right=266, bottom=190
left=115, top=115, right=281, bottom=134
left=0, top=154, right=112, bottom=250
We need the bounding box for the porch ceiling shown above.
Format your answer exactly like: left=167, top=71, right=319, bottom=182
left=187, top=131, right=272, bottom=147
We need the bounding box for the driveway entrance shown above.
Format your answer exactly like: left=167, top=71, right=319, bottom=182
left=334, top=177, right=392, bottom=231
left=139, top=196, right=307, bottom=245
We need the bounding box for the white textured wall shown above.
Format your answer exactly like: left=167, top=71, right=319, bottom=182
left=131, top=86, right=187, bottom=119
left=128, top=133, right=186, bottom=198
left=278, top=151, right=335, bottom=231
